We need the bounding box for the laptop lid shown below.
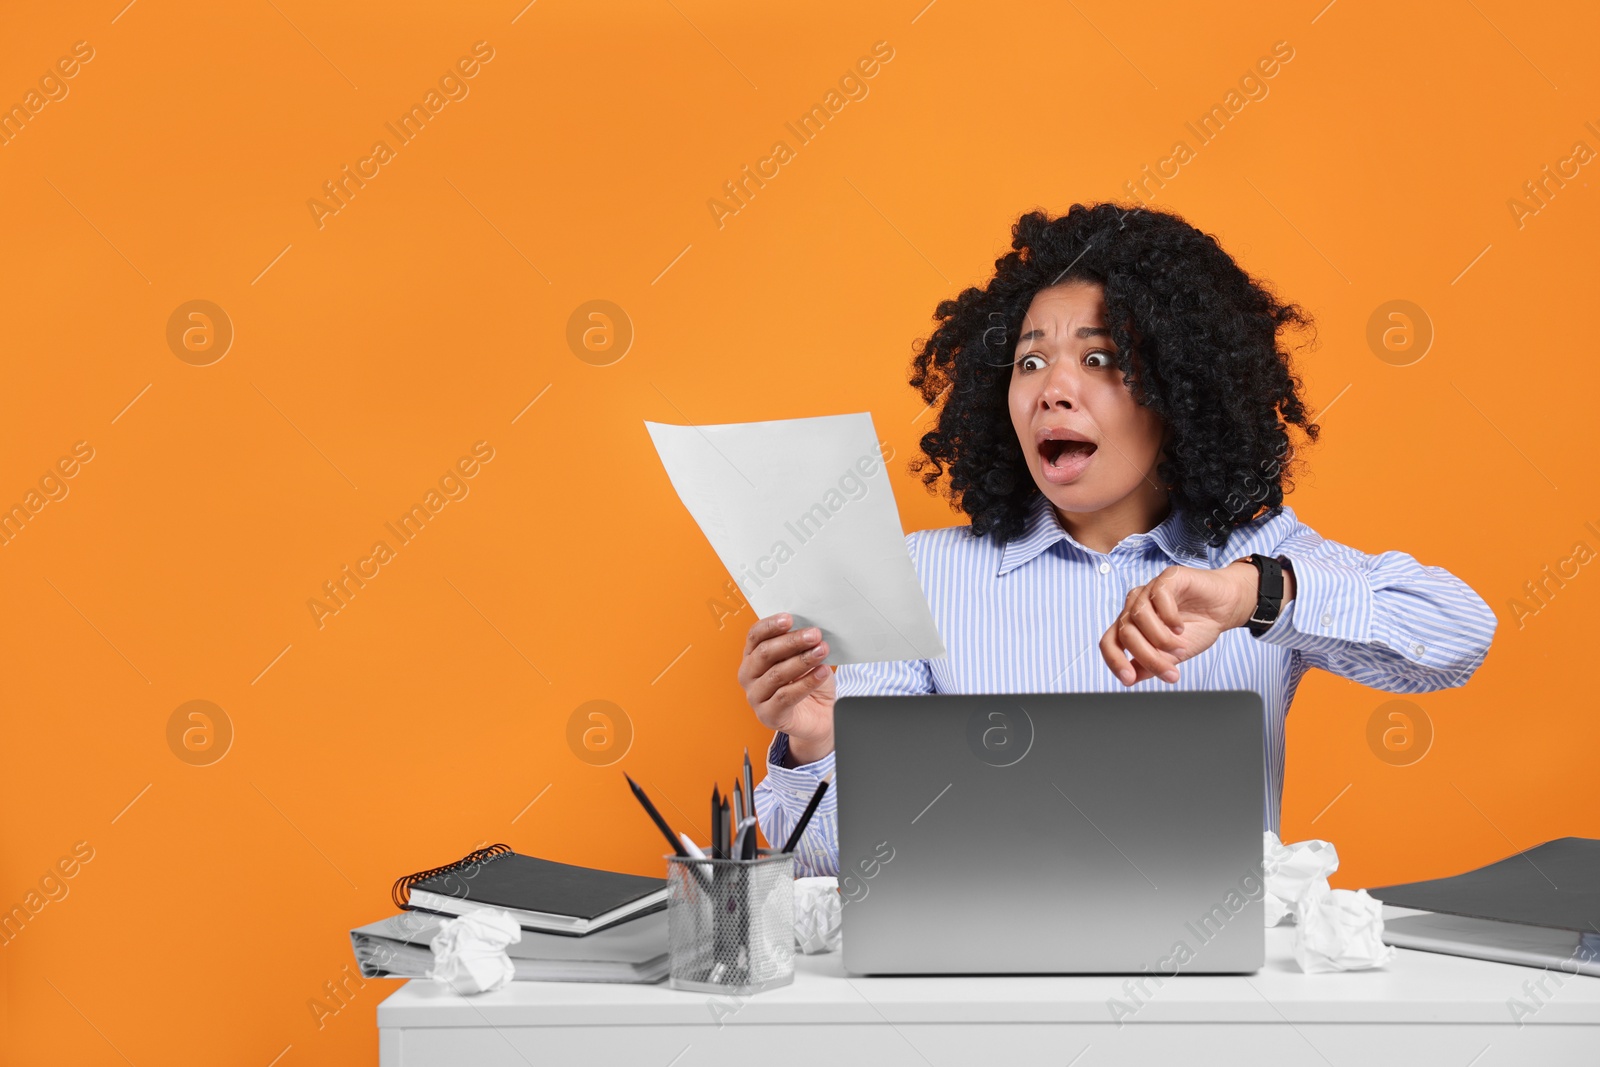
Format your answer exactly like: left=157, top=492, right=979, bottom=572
left=834, top=690, right=1266, bottom=975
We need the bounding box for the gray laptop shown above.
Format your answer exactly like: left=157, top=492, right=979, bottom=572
left=834, top=691, right=1265, bottom=975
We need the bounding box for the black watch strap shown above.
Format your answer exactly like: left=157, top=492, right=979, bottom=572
left=1241, top=553, right=1284, bottom=637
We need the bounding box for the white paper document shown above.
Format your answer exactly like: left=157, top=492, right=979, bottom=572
left=645, top=412, right=946, bottom=665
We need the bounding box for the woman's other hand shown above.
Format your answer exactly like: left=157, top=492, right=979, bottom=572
left=1099, top=561, right=1294, bottom=685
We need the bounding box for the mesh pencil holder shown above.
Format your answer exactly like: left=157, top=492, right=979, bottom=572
left=666, top=850, right=795, bottom=995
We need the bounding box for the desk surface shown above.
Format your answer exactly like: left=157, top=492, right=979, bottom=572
left=378, top=912, right=1600, bottom=1030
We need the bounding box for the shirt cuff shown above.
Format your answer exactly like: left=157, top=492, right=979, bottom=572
left=765, top=733, right=838, bottom=809
left=1254, top=554, right=1373, bottom=647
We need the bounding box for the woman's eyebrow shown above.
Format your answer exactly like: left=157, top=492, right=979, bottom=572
left=1018, top=325, right=1111, bottom=343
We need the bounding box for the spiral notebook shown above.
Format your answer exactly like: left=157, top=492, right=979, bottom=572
left=392, top=844, right=667, bottom=936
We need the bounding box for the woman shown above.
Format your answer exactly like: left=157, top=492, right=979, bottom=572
left=740, top=203, right=1496, bottom=877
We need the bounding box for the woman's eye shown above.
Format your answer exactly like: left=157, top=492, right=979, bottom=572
left=1017, top=354, right=1046, bottom=372
left=1084, top=350, right=1113, bottom=368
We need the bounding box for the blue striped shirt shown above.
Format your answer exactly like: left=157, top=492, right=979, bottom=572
left=754, top=492, right=1497, bottom=877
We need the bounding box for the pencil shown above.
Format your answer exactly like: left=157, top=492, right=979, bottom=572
left=623, top=773, right=688, bottom=857
left=711, top=785, right=723, bottom=859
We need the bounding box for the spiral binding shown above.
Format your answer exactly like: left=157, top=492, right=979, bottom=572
left=390, top=843, right=513, bottom=910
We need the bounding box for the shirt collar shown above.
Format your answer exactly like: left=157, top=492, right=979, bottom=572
left=996, top=493, right=1205, bottom=576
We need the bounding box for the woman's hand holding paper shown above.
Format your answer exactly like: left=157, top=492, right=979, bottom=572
left=739, top=613, right=836, bottom=765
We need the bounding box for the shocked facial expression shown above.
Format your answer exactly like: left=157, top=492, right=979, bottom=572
left=1007, top=281, right=1166, bottom=517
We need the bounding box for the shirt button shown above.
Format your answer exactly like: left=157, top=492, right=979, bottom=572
left=1098, top=561, right=1111, bottom=574
left=1413, top=643, right=1426, bottom=656
left=1320, top=613, right=1332, bottom=627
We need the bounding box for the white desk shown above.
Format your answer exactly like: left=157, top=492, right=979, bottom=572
left=377, top=914, right=1600, bottom=1066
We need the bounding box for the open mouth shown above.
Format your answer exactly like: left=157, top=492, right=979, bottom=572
left=1038, top=438, right=1097, bottom=467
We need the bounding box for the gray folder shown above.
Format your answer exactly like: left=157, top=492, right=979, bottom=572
left=1368, top=836, right=1600, bottom=931
left=1370, top=836, right=1600, bottom=976
left=350, top=909, right=668, bottom=983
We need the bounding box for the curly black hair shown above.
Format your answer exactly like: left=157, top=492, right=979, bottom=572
left=908, top=201, right=1319, bottom=549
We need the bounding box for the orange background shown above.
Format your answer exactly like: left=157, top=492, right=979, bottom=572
left=2, top=1, right=1597, bottom=1063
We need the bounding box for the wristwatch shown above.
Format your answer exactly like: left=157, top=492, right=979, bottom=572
left=1237, top=553, right=1285, bottom=637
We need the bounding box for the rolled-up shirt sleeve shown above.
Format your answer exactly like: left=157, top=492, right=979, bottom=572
left=1251, top=517, right=1497, bottom=691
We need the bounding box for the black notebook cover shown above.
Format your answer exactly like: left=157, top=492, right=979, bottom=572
left=406, top=851, right=664, bottom=921
left=1368, top=836, right=1600, bottom=933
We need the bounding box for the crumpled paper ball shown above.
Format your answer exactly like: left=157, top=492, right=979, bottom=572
left=428, top=907, right=521, bottom=994
left=793, top=876, right=843, bottom=954
left=1293, top=886, right=1396, bottom=973
left=1262, top=830, right=1339, bottom=927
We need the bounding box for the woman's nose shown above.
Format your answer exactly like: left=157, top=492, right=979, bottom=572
left=1039, top=361, right=1079, bottom=408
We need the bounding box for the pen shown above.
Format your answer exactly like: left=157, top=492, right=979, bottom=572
left=671, top=830, right=715, bottom=894
left=733, top=816, right=757, bottom=860
left=624, top=773, right=688, bottom=857
left=679, top=832, right=706, bottom=859
left=781, top=772, right=833, bottom=854
left=742, top=747, right=755, bottom=816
